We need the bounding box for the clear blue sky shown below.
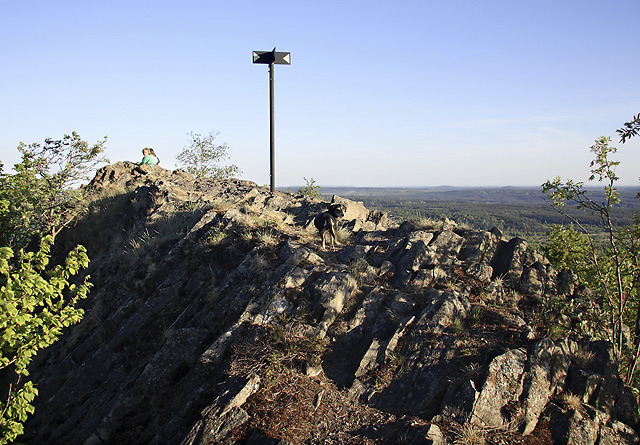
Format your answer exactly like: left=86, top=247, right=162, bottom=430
left=1, top=0, right=639, bottom=187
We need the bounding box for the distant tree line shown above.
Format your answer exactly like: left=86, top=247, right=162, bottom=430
left=336, top=197, right=638, bottom=245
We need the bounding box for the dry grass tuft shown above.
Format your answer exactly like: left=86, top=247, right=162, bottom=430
left=453, top=422, right=486, bottom=445
left=573, top=345, right=596, bottom=369
left=560, top=392, right=583, bottom=411
left=410, top=217, right=440, bottom=231
left=229, top=317, right=328, bottom=380
left=256, top=228, right=279, bottom=248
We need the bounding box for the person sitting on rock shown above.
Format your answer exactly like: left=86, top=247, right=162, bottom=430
left=148, top=148, right=160, bottom=165
left=140, top=148, right=156, bottom=169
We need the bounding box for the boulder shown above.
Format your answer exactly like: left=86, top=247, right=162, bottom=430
left=182, top=373, right=260, bottom=444
left=331, top=195, right=369, bottom=222
left=491, top=237, right=529, bottom=285
left=413, top=289, right=471, bottom=335
left=470, top=348, right=527, bottom=429
left=428, top=229, right=464, bottom=265
left=438, top=379, right=479, bottom=424
left=313, top=270, right=358, bottom=337
left=520, top=337, right=575, bottom=435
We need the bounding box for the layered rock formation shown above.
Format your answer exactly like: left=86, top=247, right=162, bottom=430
left=22, top=162, right=639, bottom=444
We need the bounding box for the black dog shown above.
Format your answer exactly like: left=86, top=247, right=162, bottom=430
left=314, top=204, right=346, bottom=250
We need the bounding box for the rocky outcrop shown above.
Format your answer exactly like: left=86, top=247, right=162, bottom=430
left=181, top=373, right=261, bottom=445
left=22, top=163, right=639, bottom=444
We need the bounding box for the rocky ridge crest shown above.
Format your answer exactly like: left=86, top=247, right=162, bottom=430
left=23, top=162, right=640, bottom=444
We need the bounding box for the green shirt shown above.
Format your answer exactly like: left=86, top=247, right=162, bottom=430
left=141, top=155, right=155, bottom=168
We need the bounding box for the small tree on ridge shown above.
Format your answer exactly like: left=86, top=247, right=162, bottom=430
left=0, top=132, right=108, bottom=248
left=176, top=131, right=241, bottom=179
left=542, top=114, right=640, bottom=386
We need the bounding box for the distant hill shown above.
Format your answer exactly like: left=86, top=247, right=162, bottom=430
left=318, top=186, right=640, bottom=207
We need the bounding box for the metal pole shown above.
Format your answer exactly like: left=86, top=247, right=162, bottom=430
left=269, top=62, right=275, bottom=193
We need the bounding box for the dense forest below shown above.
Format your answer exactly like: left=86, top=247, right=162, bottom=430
left=319, top=186, right=640, bottom=246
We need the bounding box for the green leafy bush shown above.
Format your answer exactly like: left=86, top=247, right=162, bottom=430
left=295, top=177, right=321, bottom=200
left=0, top=236, right=91, bottom=444
left=542, top=114, right=640, bottom=387
left=0, top=132, right=108, bottom=248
